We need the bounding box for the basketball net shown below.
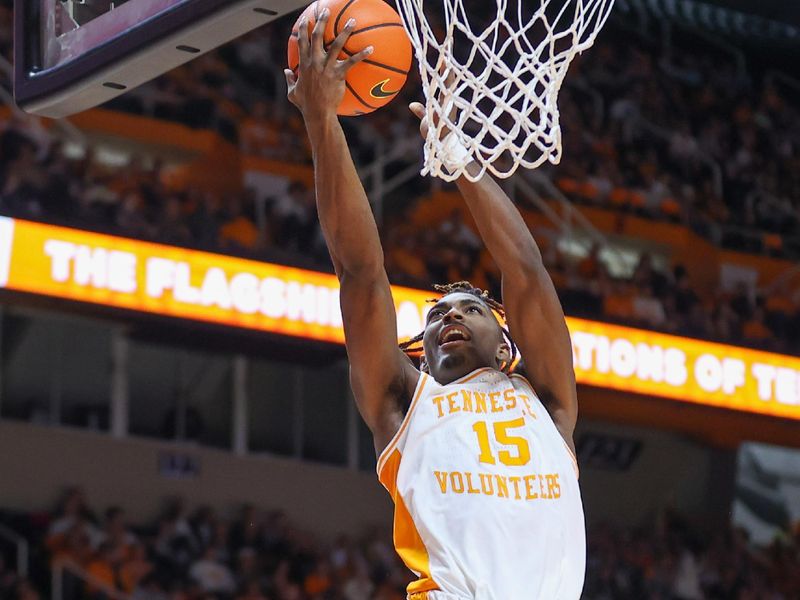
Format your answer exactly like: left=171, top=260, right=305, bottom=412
left=396, top=0, right=615, bottom=182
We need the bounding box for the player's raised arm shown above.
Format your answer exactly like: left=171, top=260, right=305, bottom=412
left=410, top=103, right=577, bottom=446
left=286, top=11, right=419, bottom=454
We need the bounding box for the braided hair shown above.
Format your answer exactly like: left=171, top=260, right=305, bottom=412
left=398, top=281, right=518, bottom=373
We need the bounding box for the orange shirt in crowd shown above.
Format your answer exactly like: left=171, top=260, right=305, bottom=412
left=578, top=181, right=600, bottom=201
left=388, top=247, right=428, bottom=281
left=660, top=198, right=681, bottom=217
left=765, top=294, right=796, bottom=316
left=609, top=187, right=630, bottom=207
left=119, top=558, right=153, bottom=593
left=556, top=177, right=580, bottom=195
left=304, top=572, right=332, bottom=596
left=742, top=318, right=771, bottom=342
left=47, top=531, right=92, bottom=567
left=578, top=255, right=600, bottom=280
left=85, top=557, right=116, bottom=595
left=604, top=287, right=635, bottom=320
left=220, top=217, right=260, bottom=250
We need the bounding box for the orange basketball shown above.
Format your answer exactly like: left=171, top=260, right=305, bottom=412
left=287, top=0, right=413, bottom=116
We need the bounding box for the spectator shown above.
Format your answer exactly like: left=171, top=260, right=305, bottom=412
left=219, top=194, right=262, bottom=252
left=85, top=542, right=117, bottom=598
left=154, top=196, right=193, bottom=246
left=131, top=573, right=170, bottom=600
left=342, top=566, right=374, bottom=600
left=189, top=546, right=236, bottom=595
left=24, top=484, right=800, bottom=600
left=236, top=579, right=270, bottom=600
left=115, top=191, right=155, bottom=239
left=190, top=506, right=219, bottom=551
left=188, top=193, right=223, bottom=249
left=119, top=543, right=154, bottom=594
left=270, top=181, right=316, bottom=252
left=603, top=280, right=635, bottom=322
left=97, top=506, right=137, bottom=553
left=742, top=307, right=772, bottom=345
left=632, top=284, right=667, bottom=328
left=578, top=243, right=603, bottom=280
left=303, top=559, right=332, bottom=597
left=47, top=488, right=100, bottom=549
left=673, top=266, right=699, bottom=317
left=240, top=101, right=281, bottom=158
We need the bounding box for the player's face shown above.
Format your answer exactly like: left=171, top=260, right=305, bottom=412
left=421, top=292, right=509, bottom=384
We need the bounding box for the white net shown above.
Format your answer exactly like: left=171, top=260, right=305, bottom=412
left=396, top=0, right=616, bottom=182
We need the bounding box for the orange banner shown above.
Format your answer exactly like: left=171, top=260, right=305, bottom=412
left=569, top=318, right=800, bottom=421
left=0, top=217, right=798, bottom=421
left=0, top=217, right=431, bottom=344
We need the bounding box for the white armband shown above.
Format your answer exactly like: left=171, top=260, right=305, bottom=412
left=440, top=130, right=471, bottom=174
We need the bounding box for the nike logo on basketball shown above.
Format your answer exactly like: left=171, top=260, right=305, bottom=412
left=370, top=79, right=399, bottom=99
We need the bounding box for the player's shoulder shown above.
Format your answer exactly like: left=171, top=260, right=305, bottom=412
left=397, top=354, right=423, bottom=405
left=371, top=357, right=422, bottom=457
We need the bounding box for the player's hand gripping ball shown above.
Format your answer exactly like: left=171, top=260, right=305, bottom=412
left=287, top=0, right=413, bottom=116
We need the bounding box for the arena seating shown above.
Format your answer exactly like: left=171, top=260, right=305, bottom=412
left=2, top=487, right=798, bottom=599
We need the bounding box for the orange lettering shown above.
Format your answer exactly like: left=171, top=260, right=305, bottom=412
left=446, top=392, right=460, bottom=414
left=546, top=474, right=557, bottom=499
left=503, top=388, right=517, bottom=410
left=434, top=471, right=449, bottom=493
left=509, top=476, right=523, bottom=500
left=474, top=392, right=488, bottom=413
left=478, top=473, right=494, bottom=496
left=518, top=394, right=536, bottom=418
left=432, top=396, right=445, bottom=418
left=465, top=472, right=480, bottom=494
left=538, top=474, right=547, bottom=499
left=460, top=389, right=474, bottom=412
left=494, top=475, right=509, bottom=498
left=524, top=475, right=538, bottom=499
left=551, top=474, right=561, bottom=498
left=450, top=472, right=465, bottom=494
left=489, top=392, right=503, bottom=412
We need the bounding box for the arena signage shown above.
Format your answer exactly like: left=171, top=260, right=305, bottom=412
left=0, top=217, right=798, bottom=421
left=0, top=217, right=430, bottom=344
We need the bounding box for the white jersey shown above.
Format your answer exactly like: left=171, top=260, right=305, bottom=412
left=377, top=367, right=585, bottom=600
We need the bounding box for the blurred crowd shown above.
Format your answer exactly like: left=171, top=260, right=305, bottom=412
left=551, top=246, right=799, bottom=354
left=1, top=487, right=798, bottom=600
left=551, top=33, right=800, bottom=258
left=583, top=514, right=800, bottom=600
left=101, top=11, right=800, bottom=258
left=5, top=107, right=797, bottom=353
left=0, top=7, right=799, bottom=355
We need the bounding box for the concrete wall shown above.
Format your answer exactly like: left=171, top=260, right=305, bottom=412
left=0, top=421, right=392, bottom=539
left=576, top=418, right=736, bottom=529
left=0, top=418, right=735, bottom=536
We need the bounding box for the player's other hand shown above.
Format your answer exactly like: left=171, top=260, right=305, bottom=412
left=409, top=70, right=457, bottom=141
left=409, top=102, right=430, bottom=139
left=285, top=9, right=373, bottom=123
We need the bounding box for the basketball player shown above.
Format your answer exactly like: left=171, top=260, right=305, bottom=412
left=285, top=10, right=584, bottom=600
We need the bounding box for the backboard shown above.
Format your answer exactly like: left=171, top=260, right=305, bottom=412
left=14, top=0, right=308, bottom=118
